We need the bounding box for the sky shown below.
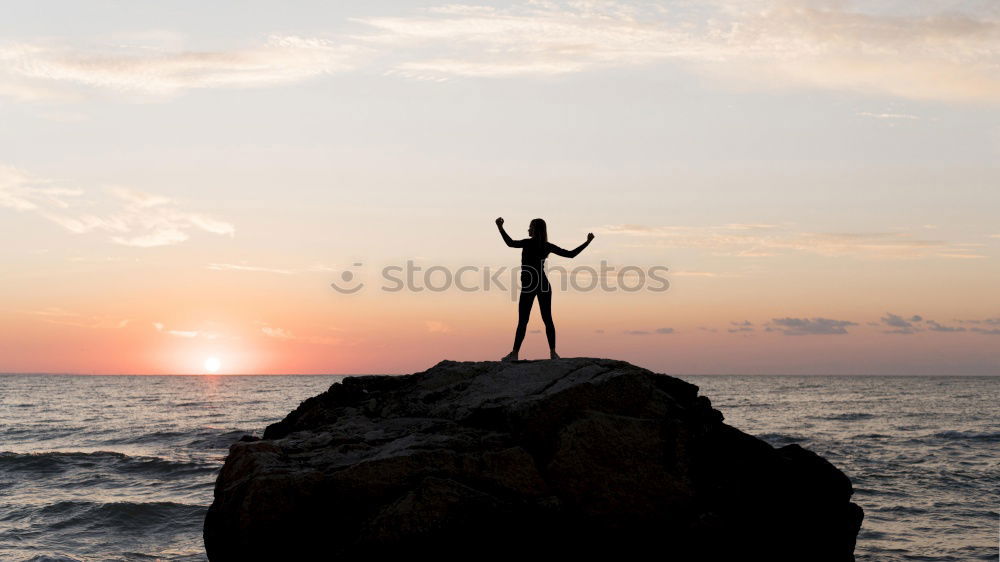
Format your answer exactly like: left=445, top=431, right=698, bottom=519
left=1, top=0, right=998, bottom=375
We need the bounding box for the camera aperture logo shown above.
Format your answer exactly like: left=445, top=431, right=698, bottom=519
left=331, top=260, right=669, bottom=300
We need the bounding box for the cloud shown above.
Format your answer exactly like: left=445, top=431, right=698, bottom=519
left=261, top=326, right=294, bottom=339
left=969, top=319, right=1000, bottom=335
left=0, top=164, right=233, bottom=247
left=926, top=320, right=965, bottom=332
left=728, top=320, right=754, bottom=333
left=113, top=229, right=190, bottom=248
left=0, top=35, right=361, bottom=100
left=153, top=322, right=199, bottom=338
left=23, top=307, right=127, bottom=329
left=599, top=223, right=986, bottom=259
left=624, top=327, right=674, bottom=335
left=880, top=312, right=924, bottom=334
left=768, top=317, right=857, bottom=335
left=0, top=165, right=79, bottom=211
left=4, top=2, right=998, bottom=104
left=354, top=1, right=1000, bottom=102
left=260, top=324, right=342, bottom=345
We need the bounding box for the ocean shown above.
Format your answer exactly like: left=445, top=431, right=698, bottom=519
left=1, top=373, right=996, bottom=561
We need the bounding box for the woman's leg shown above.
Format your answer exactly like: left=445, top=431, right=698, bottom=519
left=512, top=290, right=536, bottom=353
left=538, top=288, right=556, bottom=352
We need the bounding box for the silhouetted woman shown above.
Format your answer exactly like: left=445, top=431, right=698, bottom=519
left=496, top=217, right=594, bottom=361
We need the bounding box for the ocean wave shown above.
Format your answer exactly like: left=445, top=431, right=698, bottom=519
left=185, top=429, right=256, bottom=449
left=755, top=432, right=808, bottom=444
left=97, top=428, right=254, bottom=451
left=1, top=426, right=89, bottom=440
left=854, top=487, right=909, bottom=498
left=931, top=430, right=1000, bottom=442
left=36, top=500, right=205, bottom=533
left=817, top=412, right=875, bottom=421
left=872, top=505, right=928, bottom=515
left=0, top=451, right=217, bottom=478
left=101, top=430, right=190, bottom=445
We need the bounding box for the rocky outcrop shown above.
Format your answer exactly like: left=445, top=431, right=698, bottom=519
left=204, top=358, right=863, bottom=561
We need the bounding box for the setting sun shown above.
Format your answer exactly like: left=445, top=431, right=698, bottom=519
left=204, top=357, right=221, bottom=374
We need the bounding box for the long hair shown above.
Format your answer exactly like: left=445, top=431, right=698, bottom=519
left=530, top=218, right=548, bottom=255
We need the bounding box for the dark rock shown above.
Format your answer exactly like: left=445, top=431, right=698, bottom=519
left=204, top=358, right=863, bottom=560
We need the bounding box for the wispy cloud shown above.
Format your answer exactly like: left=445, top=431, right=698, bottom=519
left=969, top=318, right=1000, bottom=335
left=355, top=1, right=1000, bottom=102
left=22, top=307, right=128, bottom=329
left=0, top=164, right=233, bottom=247
left=728, top=320, right=754, bottom=333
left=153, top=322, right=200, bottom=338
left=600, top=223, right=986, bottom=259
left=259, top=324, right=343, bottom=345
left=624, top=327, right=674, bottom=335
left=0, top=35, right=361, bottom=100
left=767, top=317, right=857, bottom=335
left=3, top=2, right=997, bottom=103
left=926, top=320, right=965, bottom=333
left=261, top=326, right=295, bottom=339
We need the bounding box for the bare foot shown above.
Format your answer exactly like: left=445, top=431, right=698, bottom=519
left=501, top=351, right=518, bottom=362
left=549, top=350, right=560, bottom=360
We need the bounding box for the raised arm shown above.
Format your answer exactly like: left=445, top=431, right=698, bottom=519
left=549, top=232, right=595, bottom=258
left=496, top=217, right=526, bottom=248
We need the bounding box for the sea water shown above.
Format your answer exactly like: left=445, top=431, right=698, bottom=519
left=0, top=374, right=996, bottom=561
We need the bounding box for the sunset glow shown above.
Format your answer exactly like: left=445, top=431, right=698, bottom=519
left=0, top=1, right=997, bottom=375
left=204, top=357, right=221, bottom=374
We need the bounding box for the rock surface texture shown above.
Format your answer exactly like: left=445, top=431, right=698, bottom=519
left=205, top=358, right=864, bottom=561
